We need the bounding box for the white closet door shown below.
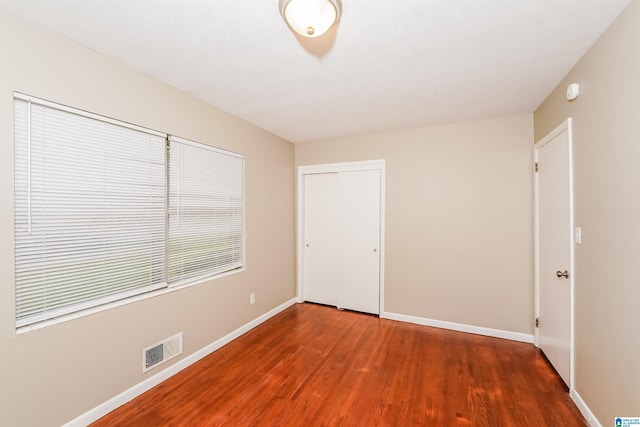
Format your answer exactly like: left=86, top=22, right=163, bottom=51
left=336, top=170, right=381, bottom=314
left=303, top=169, right=382, bottom=314
left=303, top=173, right=338, bottom=306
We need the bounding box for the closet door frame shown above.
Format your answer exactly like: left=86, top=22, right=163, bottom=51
left=297, top=160, right=386, bottom=312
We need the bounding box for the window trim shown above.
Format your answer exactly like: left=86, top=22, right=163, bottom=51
left=13, top=93, right=246, bottom=333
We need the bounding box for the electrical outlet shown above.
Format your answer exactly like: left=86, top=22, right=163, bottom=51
left=250, top=292, right=255, bottom=304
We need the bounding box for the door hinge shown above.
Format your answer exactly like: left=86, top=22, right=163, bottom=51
left=535, top=317, right=540, bottom=328
left=534, top=162, right=539, bottom=172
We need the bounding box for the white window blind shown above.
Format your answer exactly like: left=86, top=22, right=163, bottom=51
left=168, top=136, right=244, bottom=286
left=14, top=96, right=167, bottom=327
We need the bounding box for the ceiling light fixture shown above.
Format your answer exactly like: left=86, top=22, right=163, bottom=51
left=279, top=0, right=342, bottom=38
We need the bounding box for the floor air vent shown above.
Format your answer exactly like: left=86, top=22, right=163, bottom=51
left=142, top=333, right=183, bottom=372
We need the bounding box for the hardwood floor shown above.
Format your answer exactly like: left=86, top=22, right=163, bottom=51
left=92, top=303, right=586, bottom=426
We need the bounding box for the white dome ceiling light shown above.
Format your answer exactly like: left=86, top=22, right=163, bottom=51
left=279, top=0, right=342, bottom=38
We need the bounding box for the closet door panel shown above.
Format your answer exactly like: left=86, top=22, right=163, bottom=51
left=336, top=170, right=381, bottom=314
left=303, top=173, right=338, bottom=306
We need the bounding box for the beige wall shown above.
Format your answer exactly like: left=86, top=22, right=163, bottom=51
left=0, top=8, right=295, bottom=426
left=296, top=115, right=534, bottom=334
left=534, top=1, right=640, bottom=422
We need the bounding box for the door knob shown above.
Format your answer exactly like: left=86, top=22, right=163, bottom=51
left=556, top=270, right=569, bottom=279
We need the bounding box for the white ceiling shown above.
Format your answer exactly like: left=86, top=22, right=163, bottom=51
left=0, top=0, right=631, bottom=143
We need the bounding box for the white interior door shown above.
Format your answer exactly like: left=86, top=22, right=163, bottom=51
left=337, top=170, right=381, bottom=314
left=303, top=173, right=338, bottom=306
left=536, top=121, right=573, bottom=387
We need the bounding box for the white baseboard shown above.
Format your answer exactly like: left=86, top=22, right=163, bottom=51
left=63, top=297, right=298, bottom=427
left=381, top=311, right=534, bottom=343
left=571, top=389, right=602, bottom=427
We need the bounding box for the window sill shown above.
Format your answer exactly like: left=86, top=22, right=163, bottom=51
left=16, top=267, right=246, bottom=335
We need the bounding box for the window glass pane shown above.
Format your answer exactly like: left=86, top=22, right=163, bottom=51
left=168, top=137, right=244, bottom=285
left=14, top=97, right=167, bottom=326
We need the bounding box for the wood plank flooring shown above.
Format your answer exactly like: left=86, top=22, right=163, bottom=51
left=92, top=303, right=587, bottom=426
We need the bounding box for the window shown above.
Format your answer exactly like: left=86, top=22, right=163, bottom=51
left=13, top=94, right=244, bottom=328
left=168, top=136, right=244, bottom=285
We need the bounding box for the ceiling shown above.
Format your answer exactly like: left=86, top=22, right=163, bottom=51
left=0, top=0, right=631, bottom=143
